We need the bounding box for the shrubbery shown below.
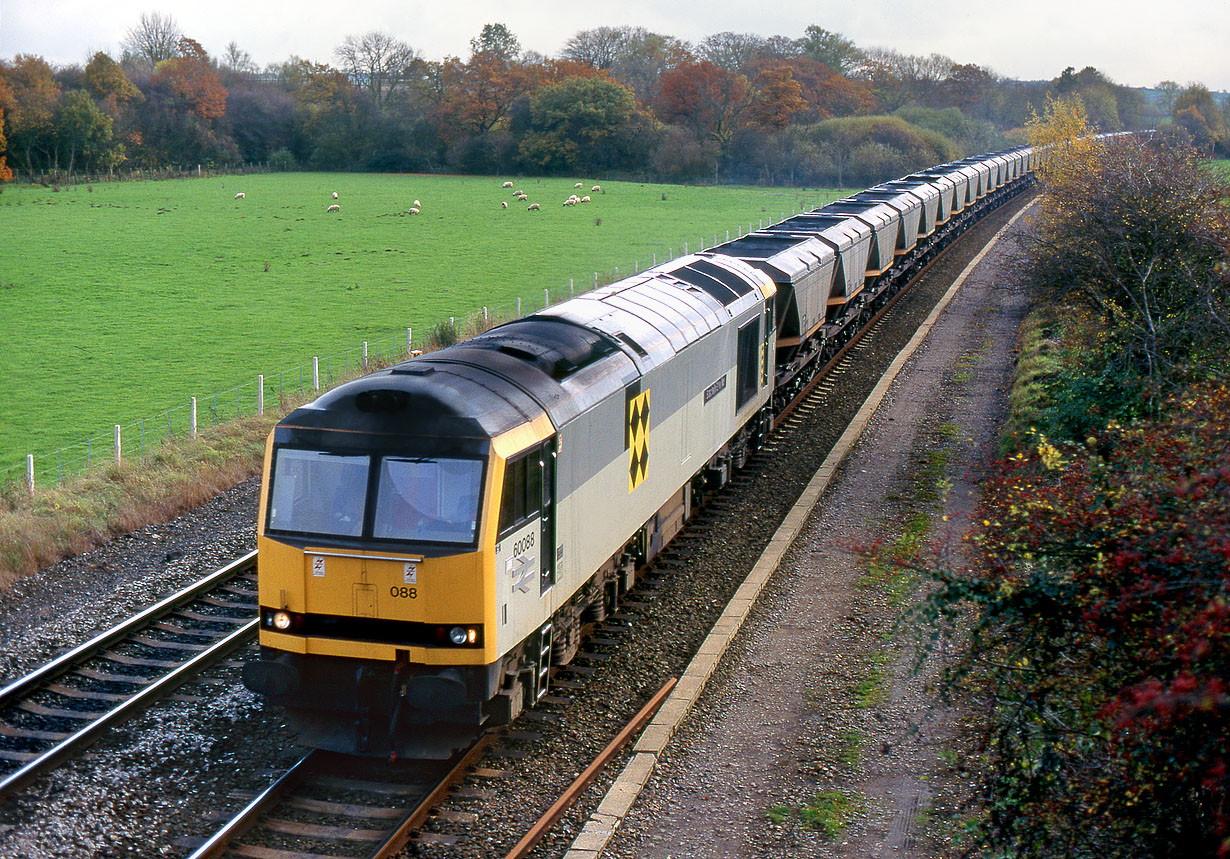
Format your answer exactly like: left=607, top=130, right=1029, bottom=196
left=921, top=117, right=1230, bottom=857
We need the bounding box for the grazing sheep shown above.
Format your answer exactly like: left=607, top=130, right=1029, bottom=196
left=527, top=203, right=540, bottom=211
left=517, top=193, right=528, bottom=201
left=513, top=189, right=524, bottom=196
left=332, top=191, right=338, bottom=199
left=326, top=204, right=340, bottom=213
left=581, top=195, right=591, bottom=203
left=592, top=185, right=602, bottom=192
left=501, top=201, right=508, bottom=209
left=413, top=199, right=421, bottom=208
left=502, top=181, right=514, bottom=188
left=234, top=192, right=245, bottom=199
left=408, top=207, right=420, bottom=215
left=574, top=182, right=583, bottom=188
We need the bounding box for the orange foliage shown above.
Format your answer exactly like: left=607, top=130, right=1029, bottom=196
left=152, top=41, right=227, bottom=122
left=745, top=58, right=876, bottom=119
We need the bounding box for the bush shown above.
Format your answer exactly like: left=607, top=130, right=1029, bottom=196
left=268, top=148, right=298, bottom=171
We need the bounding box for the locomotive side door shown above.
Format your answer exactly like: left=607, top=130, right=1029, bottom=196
left=539, top=437, right=557, bottom=595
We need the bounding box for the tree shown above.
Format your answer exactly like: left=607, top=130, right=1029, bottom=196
left=747, top=66, right=806, bottom=129
left=470, top=23, right=520, bottom=62
left=2, top=55, right=61, bottom=175
left=1172, top=84, right=1227, bottom=154
left=797, top=25, right=863, bottom=76
left=55, top=90, right=118, bottom=174
left=697, top=31, right=772, bottom=72
left=941, top=63, right=993, bottom=110
left=516, top=75, right=642, bottom=173
left=561, top=26, right=641, bottom=69
left=83, top=52, right=141, bottom=106
left=657, top=60, right=754, bottom=170
left=333, top=31, right=419, bottom=111
left=121, top=12, right=181, bottom=71
left=152, top=38, right=228, bottom=122
left=1027, top=119, right=1230, bottom=402
left=221, top=42, right=259, bottom=79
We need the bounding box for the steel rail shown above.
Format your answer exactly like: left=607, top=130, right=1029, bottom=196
left=0, top=549, right=258, bottom=709
left=0, top=617, right=258, bottom=799
left=185, top=749, right=319, bottom=859
left=366, top=733, right=497, bottom=859
left=502, top=678, right=678, bottom=859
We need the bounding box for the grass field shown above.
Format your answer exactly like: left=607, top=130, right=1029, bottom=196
left=0, top=172, right=841, bottom=480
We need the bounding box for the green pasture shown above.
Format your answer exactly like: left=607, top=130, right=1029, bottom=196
left=0, top=172, right=841, bottom=479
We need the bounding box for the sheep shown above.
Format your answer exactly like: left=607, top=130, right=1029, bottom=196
left=527, top=203, right=540, bottom=211
left=591, top=185, right=602, bottom=192
left=326, top=204, right=340, bottom=213
left=581, top=195, right=591, bottom=203
left=574, top=182, right=583, bottom=188
left=332, top=191, right=338, bottom=199
left=513, top=189, right=524, bottom=197
left=516, top=193, right=528, bottom=201
left=563, top=198, right=577, bottom=207
left=413, top=199, right=421, bottom=208
left=408, top=207, right=420, bottom=215
left=234, top=192, right=245, bottom=199
left=501, top=201, right=508, bottom=209
left=502, top=181, right=514, bottom=188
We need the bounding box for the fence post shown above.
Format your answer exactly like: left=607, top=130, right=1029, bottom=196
left=406, top=328, right=413, bottom=355
left=191, top=397, right=198, bottom=439
left=114, top=425, right=122, bottom=465
left=258, top=375, right=265, bottom=415
left=569, top=279, right=574, bottom=296
left=544, top=288, right=550, bottom=308
left=517, top=297, right=522, bottom=316
left=26, top=455, right=33, bottom=495
left=362, top=341, right=369, bottom=369
left=653, top=253, right=657, bottom=265
left=684, top=241, right=688, bottom=255
left=313, top=357, right=320, bottom=391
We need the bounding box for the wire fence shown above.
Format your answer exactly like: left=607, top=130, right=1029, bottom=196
left=4, top=201, right=829, bottom=494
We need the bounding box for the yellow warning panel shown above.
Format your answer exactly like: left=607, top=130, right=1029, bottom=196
left=626, top=387, right=650, bottom=491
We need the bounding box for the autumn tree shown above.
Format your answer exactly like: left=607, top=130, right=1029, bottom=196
left=2, top=55, right=61, bottom=175
left=657, top=60, right=754, bottom=171
left=747, top=66, right=806, bottom=129
left=151, top=38, right=228, bottom=122
left=83, top=52, right=141, bottom=107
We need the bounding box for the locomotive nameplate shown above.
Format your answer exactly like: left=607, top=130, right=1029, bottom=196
left=704, top=375, right=727, bottom=404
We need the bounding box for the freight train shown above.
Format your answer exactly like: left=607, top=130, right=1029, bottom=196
left=242, top=146, right=1035, bottom=758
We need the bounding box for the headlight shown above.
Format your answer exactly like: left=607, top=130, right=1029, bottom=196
left=448, top=626, right=469, bottom=645
left=273, top=611, right=292, bottom=631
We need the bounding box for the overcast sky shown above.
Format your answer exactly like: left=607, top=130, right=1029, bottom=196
left=3, top=0, right=1227, bottom=92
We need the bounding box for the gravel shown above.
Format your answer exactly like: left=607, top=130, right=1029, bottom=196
left=0, top=196, right=1030, bottom=858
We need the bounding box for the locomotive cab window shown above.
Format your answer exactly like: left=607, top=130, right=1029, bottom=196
left=267, top=449, right=370, bottom=538
left=498, top=447, right=544, bottom=539
left=373, top=457, right=483, bottom=544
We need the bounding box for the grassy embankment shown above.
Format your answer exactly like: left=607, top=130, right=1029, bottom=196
left=0, top=173, right=841, bottom=586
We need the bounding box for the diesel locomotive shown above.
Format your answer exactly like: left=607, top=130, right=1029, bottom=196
left=242, top=145, right=1035, bottom=758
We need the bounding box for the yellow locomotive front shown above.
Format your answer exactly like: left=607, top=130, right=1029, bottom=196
left=243, top=361, right=557, bottom=759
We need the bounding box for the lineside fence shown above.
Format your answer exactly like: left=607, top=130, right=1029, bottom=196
left=3, top=205, right=825, bottom=494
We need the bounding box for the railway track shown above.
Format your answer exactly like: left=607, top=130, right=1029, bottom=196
left=183, top=740, right=491, bottom=859
left=0, top=550, right=259, bottom=800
